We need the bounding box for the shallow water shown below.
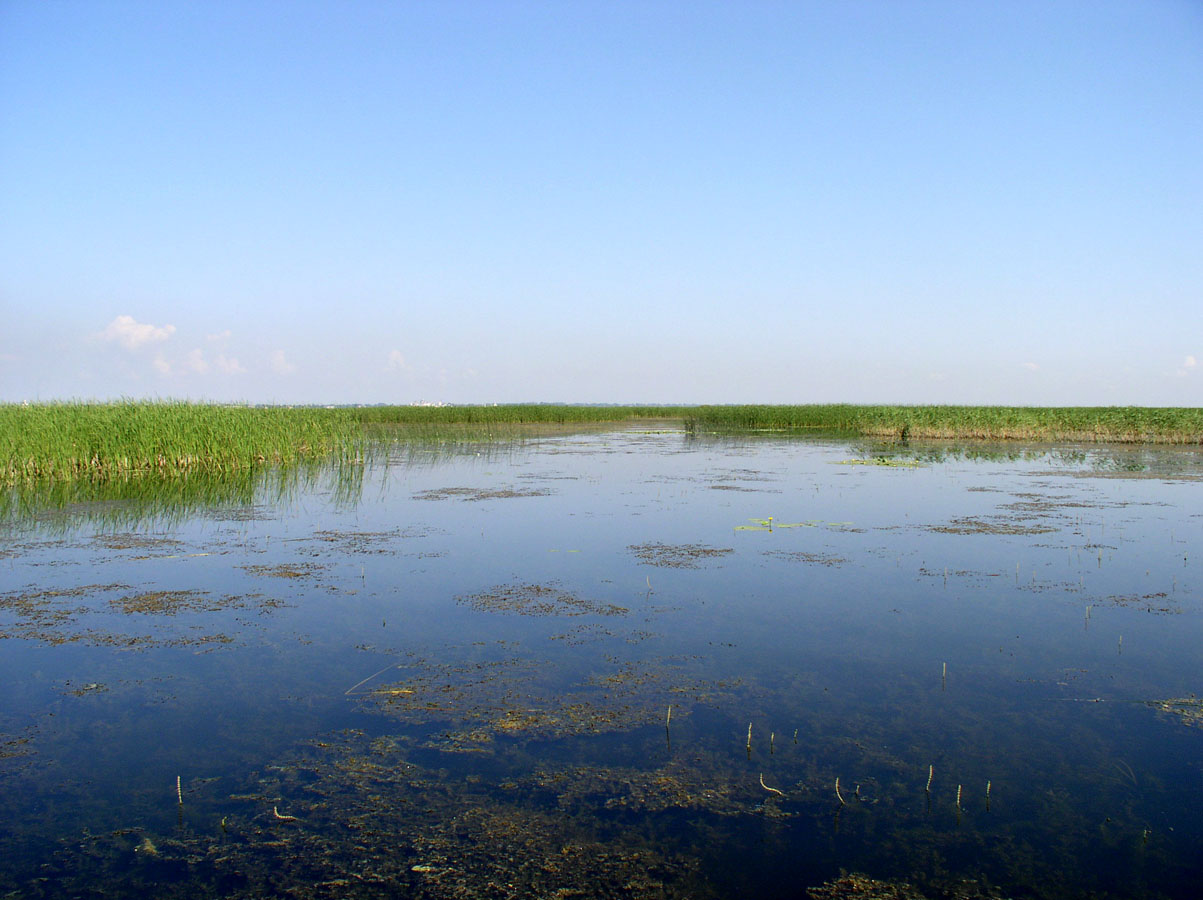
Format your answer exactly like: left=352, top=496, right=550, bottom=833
left=2, top=429, right=1202, bottom=899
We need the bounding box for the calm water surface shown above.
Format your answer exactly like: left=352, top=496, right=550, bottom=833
left=2, top=428, right=1202, bottom=898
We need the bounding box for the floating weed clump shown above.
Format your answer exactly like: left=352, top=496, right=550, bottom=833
left=413, top=486, right=552, bottom=501
left=838, top=457, right=925, bottom=468
left=628, top=542, right=734, bottom=568
left=457, top=582, right=627, bottom=617
left=736, top=517, right=857, bottom=532
left=1146, top=696, right=1203, bottom=728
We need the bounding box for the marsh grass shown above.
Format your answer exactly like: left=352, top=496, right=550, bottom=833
left=5, top=402, right=1201, bottom=488
left=353, top=404, right=682, bottom=426
left=1, top=401, right=364, bottom=484
left=682, top=405, right=1203, bottom=444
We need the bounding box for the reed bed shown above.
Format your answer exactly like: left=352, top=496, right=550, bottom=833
left=682, top=405, right=1203, bottom=444
left=355, top=405, right=687, bottom=449
left=352, top=404, right=682, bottom=427
left=0, top=401, right=364, bottom=484
left=6, top=402, right=1202, bottom=486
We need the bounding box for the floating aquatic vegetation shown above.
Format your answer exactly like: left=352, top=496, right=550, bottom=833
left=62, top=681, right=109, bottom=696
left=89, top=532, right=184, bottom=552
left=735, top=518, right=856, bottom=532
left=0, top=732, right=34, bottom=761
left=550, top=623, right=616, bottom=646
left=0, top=580, right=280, bottom=648
left=1096, top=592, right=1180, bottom=614
left=457, top=582, right=627, bottom=617
left=629, top=542, right=734, bottom=567
left=0, top=582, right=128, bottom=632
left=240, top=562, right=324, bottom=579
left=108, top=590, right=282, bottom=616
left=928, top=516, right=1058, bottom=536
left=806, top=872, right=930, bottom=899
left=353, top=650, right=739, bottom=751
left=413, top=486, right=552, bottom=501
left=763, top=550, right=848, bottom=567
left=302, top=526, right=440, bottom=555
left=1146, top=697, right=1203, bottom=728
left=838, top=458, right=925, bottom=468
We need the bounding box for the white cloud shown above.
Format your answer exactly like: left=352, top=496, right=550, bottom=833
left=186, top=348, right=210, bottom=374
left=96, top=315, right=176, bottom=350
left=270, top=349, right=296, bottom=375
left=206, top=329, right=232, bottom=342
left=1176, top=355, right=1198, bottom=377
left=1022, top=362, right=1039, bottom=371
left=215, top=353, right=245, bottom=375
left=385, top=349, right=410, bottom=372
left=152, top=353, right=172, bottom=375
left=183, top=347, right=245, bottom=375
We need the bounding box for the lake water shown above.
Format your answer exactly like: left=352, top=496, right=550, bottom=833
left=2, top=427, right=1202, bottom=899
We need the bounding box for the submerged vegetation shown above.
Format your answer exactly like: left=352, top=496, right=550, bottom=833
left=3, top=401, right=1202, bottom=487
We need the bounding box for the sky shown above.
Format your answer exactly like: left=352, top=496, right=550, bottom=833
left=1, top=1, right=1201, bottom=406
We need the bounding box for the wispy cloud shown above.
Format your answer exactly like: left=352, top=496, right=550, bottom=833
left=1176, top=355, right=1198, bottom=377
left=186, top=348, right=210, bottom=374
left=152, top=353, right=172, bottom=375
left=1022, top=362, right=1039, bottom=371
left=96, top=315, right=176, bottom=350
left=214, top=353, right=245, bottom=375
left=206, top=329, right=232, bottom=342
left=385, top=349, right=410, bottom=373
left=270, top=349, right=296, bottom=375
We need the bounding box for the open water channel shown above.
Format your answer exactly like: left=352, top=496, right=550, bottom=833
left=2, top=427, right=1202, bottom=899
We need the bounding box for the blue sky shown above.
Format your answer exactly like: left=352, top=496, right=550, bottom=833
left=2, top=1, right=1200, bottom=405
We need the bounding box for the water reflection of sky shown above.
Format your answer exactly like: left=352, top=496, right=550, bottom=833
left=2, top=430, right=1201, bottom=898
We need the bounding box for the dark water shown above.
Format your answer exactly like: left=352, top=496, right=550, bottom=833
left=2, top=429, right=1202, bottom=899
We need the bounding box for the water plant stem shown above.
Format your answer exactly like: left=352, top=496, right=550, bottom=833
left=760, top=774, right=785, bottom=797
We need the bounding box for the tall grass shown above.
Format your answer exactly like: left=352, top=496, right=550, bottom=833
left=5, top=402, right=1201, bottom=486
left=0, top=401, right=364, bottom=483
left=352, top=404, right=683, bottom=426
left=353, top=404, right=685, bottom=445
left=681, top=405, right=1203, bottom=443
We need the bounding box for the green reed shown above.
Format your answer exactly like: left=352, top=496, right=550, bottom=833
left=352, top=404, right=683, bottom=427
left=7, top=402, right=1200, bottom=487
left=681, top=405, right=1203, bottom=444
left=0, top=401, right=365, bottom=484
